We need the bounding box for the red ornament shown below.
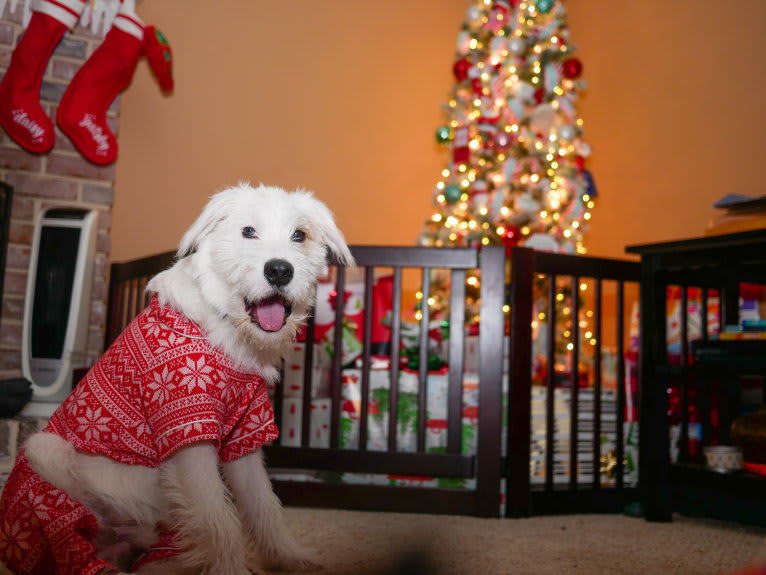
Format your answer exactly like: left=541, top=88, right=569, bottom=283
left=494, top=131, right=511, bottom=150
left=502, top=232, right=521, bottom=256
left=471, top=77, right=484, bottom=97
left=574, top=155, right=585, bottom=174
left=562, top=58, right=583, bottom=79
left=487, top=2, right=509, bottom=32
left=534, top=86, right=545, bottom=104
left=502, top=225, right=522, bottom=248
left=453, top=58, right=471, bottom=81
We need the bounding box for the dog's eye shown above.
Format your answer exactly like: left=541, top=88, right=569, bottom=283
left=291, top=229, right=306, bottom=243
left=242, top=226, right=257, bottom=239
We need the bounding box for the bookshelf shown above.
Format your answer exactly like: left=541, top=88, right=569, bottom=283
left=626, top=229, right=766, bottom=525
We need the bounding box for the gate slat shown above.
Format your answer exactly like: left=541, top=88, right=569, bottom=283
left=387, top=267, right=403, bottom=452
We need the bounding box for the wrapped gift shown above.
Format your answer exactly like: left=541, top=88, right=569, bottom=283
left=282, top=342, right=330, bottom=398
left=464, top=334, right=510, bottom=375
left=279, top=397, right=332, bottom=448
left=339, top=367, right=482, bottom=455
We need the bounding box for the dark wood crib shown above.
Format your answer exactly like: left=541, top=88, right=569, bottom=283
left=104, top=245, right=642, bottom=519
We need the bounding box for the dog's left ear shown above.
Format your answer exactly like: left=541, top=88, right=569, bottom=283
left=301, top=194, right=355, bottom=268
left=177, top=187, right=238, bottom=258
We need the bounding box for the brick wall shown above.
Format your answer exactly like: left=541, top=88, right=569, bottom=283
left=0, top=3, right=120, bottom=481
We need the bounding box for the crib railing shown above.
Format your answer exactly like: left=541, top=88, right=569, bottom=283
left=506, top=247, right=642, bottom=517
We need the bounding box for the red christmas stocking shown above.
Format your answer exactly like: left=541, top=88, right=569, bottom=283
left=0, top=0, right=86, bottom=154
left=56, top=4, right=173, bottom=165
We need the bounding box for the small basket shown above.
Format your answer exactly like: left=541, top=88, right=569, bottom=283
left=703, top=445, right=743, bottom=473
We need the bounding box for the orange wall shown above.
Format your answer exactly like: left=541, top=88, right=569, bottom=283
left=112, top=0, right=766, bottom=261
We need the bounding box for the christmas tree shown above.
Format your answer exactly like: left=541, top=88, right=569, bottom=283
left=420, top=0, right=594, bottom=254
left=417, top=0, right=597, bottom=373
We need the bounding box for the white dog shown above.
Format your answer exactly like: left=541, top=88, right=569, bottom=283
left=0, top=183, right=354, bottom=575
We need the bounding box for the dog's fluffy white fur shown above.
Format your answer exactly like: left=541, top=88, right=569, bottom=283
left=20, top=183, right=354, bottom=574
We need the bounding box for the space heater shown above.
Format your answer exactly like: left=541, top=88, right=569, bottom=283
left=21, top=208, right=97, bottom=416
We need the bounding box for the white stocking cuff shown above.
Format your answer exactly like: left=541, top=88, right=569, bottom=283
left=112, top=6, right=144, bottom=41
left=31, top=0, right=86, bottom=28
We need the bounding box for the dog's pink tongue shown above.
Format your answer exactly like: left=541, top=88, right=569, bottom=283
left=256, top=295, right=285, bottom=331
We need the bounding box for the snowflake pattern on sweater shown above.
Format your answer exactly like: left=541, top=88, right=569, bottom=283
left=47, top=294, right=279, bottom=465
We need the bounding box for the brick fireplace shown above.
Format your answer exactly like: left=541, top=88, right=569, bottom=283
left=0, top=3, right=122, bottom=476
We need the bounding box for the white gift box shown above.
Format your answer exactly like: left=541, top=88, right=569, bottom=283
left=463, top=334, right=510, bottom=375
left=282, top=342, right=330, bottom=398
left=279, top=397, right=332, bottom=448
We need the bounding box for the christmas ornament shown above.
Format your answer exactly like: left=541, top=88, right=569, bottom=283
left=0, top=0, right=87, bottom=154
left=57, top=3, right=173, bottom=165
left=494, top=130, right=511, bottom=150
left=537, top=0, right=555, bottom=14
left=477, top=106, right=499, bottom=146
left=453, top=58, right=471, bottom=82
left=486, top=2, right=509, bottom=33
left=435, top=126, right=452, bottom=145
left=507, top=36, right=526, bottom=56
left=471, top=180, right=489, bottom=208
left=583, top=169, right=598, bottom=198
left=502, top=225, right=522, bottom=248
left=558, top=123, right=576, bottom=141
left=599, top=449, right=627, bottom=479
left=563, top=57, right=583, bottom=79
left=452, top=126, right=470, bottom=164
left=444, top=184, right=462, bottom=205
left=468, top=66, right=484, bottom=97
left=465, top=5, right=482, bottom=27
left=528, top=103, right=559, bottom=133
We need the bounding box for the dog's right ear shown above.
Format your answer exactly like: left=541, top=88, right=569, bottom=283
left=177, top=188, right=235, bottom=258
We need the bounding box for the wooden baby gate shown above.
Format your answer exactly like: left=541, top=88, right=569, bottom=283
left=506, top=247, right=641, bottom=517
left=104, top=244, right=642, bottom=519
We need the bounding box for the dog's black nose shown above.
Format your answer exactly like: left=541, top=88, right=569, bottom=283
left=264, top=259, right=294, bottom=288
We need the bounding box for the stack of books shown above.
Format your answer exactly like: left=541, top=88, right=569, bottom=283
left=719, top=319, right=766, bottom=340
left=706, top=194, right=766, bottom=236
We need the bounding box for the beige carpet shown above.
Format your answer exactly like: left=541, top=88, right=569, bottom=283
left=282, top=508, right=766, bottom=575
